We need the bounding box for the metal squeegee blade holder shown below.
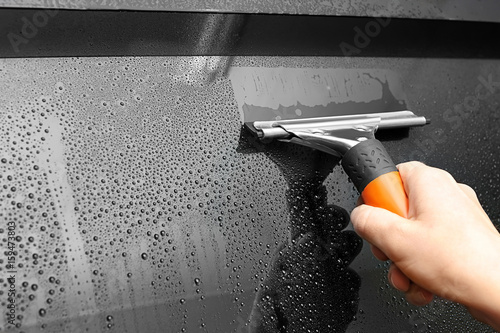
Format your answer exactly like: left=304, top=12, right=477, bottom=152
left=252, top=110, right=428, bottom=140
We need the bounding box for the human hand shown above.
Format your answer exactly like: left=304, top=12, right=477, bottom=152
left=350, top=161, right=500, bottom=330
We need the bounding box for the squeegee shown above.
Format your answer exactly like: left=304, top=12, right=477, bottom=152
left=230, top=67, right=429, bottom=218
left=245, top=110, right=429, bottom=217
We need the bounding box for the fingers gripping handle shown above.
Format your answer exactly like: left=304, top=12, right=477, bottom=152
left=341, top=139, right=409, bottom=218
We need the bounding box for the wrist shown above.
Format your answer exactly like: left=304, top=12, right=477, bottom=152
left=463, top=237, right=500, bottom=328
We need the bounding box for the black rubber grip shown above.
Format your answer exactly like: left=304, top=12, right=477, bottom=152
left=341, top=139, right=397, bottom=193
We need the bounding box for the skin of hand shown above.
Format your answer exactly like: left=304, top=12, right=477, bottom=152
left=350, top=161, right=500, bottom=330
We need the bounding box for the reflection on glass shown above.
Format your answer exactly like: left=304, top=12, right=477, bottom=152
left=247, top=142, right=362, bottom=332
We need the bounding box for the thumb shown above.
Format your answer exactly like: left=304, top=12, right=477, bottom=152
left=350, top=204, right=413, bottom=261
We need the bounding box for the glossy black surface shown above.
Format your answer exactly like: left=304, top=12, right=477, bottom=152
left=1, top=9, right=500, bottom=58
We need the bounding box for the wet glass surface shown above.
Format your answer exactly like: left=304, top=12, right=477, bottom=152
left=1, top=55, right=499, bottom=333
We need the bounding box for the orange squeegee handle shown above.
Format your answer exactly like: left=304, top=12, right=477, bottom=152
left=341, top=139, right=409, bottom=218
